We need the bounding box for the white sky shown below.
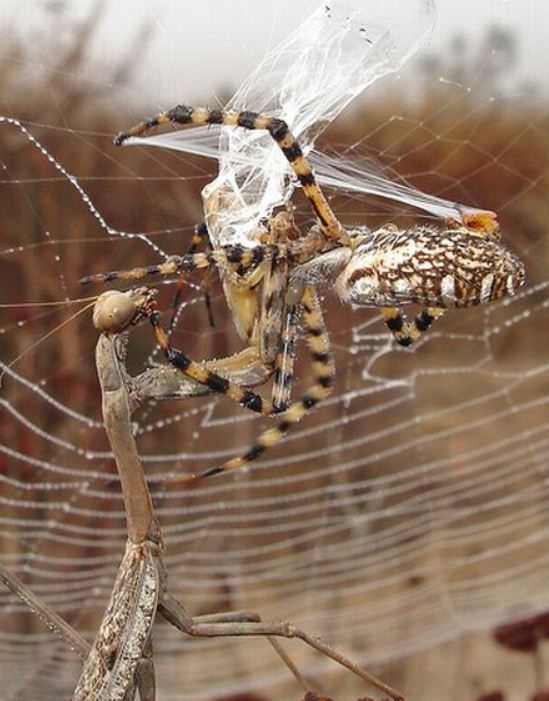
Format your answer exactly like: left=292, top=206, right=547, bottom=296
left=1, top=0, right=547, bottom=102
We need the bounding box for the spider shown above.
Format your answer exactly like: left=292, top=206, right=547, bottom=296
left=82, top=104, right=526, bottom=483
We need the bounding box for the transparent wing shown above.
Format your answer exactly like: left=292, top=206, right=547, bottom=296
left=125, top=0, right=439, bottom=246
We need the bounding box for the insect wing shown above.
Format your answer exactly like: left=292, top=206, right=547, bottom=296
left=72, top=541, right=159, bottom=701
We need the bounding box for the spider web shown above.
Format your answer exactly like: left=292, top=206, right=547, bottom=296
left=0, top=1, right=548, bottom=700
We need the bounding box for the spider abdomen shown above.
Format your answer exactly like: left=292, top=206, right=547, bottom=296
left=336, top=226, right=525, bottom=309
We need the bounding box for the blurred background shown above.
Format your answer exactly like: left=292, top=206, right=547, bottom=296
left=0, top=1, right=548, bottom=700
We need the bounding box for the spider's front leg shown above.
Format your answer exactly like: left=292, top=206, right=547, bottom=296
left=79, top=243, right=265, bottom=286
left=115, top=105, right=349, bottom=246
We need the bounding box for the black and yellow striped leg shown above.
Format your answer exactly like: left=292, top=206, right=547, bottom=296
left=115, top=106, right=349, bottom=246
left=79, top=228, right=324, bottom=289
left=271, top=302, right=299, bottom=412
left=181, top=285, right=334, bottom=482
left=256, top=243, right=297, bottom=412
left=169, top=222, right=215, bottom=331
left=150, top=312, right=283, bottom=416
left=381, top=307, right=446, bottom=347
left=79, top=244, right=269, bottom=286
left=80, top=250, right=215, bottom=286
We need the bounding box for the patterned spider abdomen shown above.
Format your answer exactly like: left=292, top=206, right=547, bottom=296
left=336, top=225, right=525, bottom=308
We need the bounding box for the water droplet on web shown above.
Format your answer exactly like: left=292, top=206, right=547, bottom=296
left=0, top=117, right=167, bottom=258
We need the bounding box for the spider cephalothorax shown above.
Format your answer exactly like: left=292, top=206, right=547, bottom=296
left=81, top=104, right=525, bottom=481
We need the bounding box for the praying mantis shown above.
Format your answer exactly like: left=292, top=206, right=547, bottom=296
left=0, top=288, right=404, bottom=701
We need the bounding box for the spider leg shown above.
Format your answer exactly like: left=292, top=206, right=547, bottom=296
left=255, top=237, right=300, bottom=412
left=150, top=312, right=281, bottom=416
left=169, top=222, right=215, bottom=332
left=381, top=306, right=446, bottom=347
left=148, top=250, right=297, bottom=415
left=217, top=227, right=325, bottom=350
left=221, top=211, right=302, bottom=413
left=79, top=244, right=271, bottom=286
left=200, top=266, right=216, bottom=328
left=79, top=227, right=324, bottom=289
left=140, top=219, right=300, bottom=415
left=179, top=285, right=333, bottom=481
left=272, top=301, right=299, bottom=412
left=115, top=106, right=349, bottom=246
left=80, top=250, right=213, bottom=286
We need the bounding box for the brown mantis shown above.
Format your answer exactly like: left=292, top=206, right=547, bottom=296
left=0, top=287, right=404, bottom=701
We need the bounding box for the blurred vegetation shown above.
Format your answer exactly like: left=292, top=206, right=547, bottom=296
left=0, top=4, right=548, bottom=701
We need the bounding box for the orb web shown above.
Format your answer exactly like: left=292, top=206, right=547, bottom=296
left=0, top=1, right=548, bottom=699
